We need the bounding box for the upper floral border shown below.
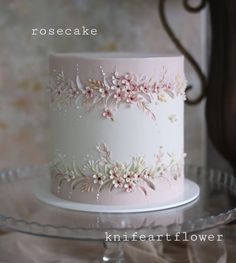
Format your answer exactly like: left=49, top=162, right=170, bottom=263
left=49, top=66, right=186, bottom=121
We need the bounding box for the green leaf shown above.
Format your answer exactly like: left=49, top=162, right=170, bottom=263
left=72, top=177, right=87, bottom=190
left=98, top=179, right=113, bottom=192
left=143, top=178, right=156, bottom=190
left=110, top=184, right=115, bottom=192
left=164, top=90, right=174, bottom=99
left=139, top=186, right=147, bottom=196
left=76, top=166, right=87, bottom=177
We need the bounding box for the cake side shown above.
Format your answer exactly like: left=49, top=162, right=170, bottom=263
left=49, top=53, right=186, bottom=205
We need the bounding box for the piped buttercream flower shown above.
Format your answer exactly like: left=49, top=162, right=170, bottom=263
left=98, top=87, right=109, bottom=98
left=93, top=173, right=105, bottom=185
left=111, top=76, right=122, bottom=89
left=109, top=167, right=119, bottom=179
left=112, top=177, right=125, bottom=188
left=143, top=170, right=155, bottom=180
left=124, top=182, right=136, bottom=192
left=83, top=86, right=94, bottom=98
left=126, top=94, right=138, bottom=104
left=68, top=86, right=80, bottom=98
left=102, top=108, right=114, bottom=121
left=124, top=73, right=135, bottom=83
left=55, top=86, right=64, bottom=96
left=152, top=84, right=160, bottom=93
left=114, top=89, right=125, bottom=101
left=139, top=84, right=149, bottom=93
left=123, top=171, right=138, bottom=183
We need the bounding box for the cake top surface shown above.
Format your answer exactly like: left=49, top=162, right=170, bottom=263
left=50, top=52, right=183, bottom=61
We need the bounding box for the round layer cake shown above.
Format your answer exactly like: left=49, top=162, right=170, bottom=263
left=49, top=53, right=186, bottom=206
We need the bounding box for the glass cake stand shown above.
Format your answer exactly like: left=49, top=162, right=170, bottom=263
left=0, top=164, right=236, bottom=262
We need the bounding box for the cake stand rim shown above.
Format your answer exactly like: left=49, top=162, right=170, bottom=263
left=0, top=164, right=235, bottom=240
left=33, top=177, right=200, bottom=213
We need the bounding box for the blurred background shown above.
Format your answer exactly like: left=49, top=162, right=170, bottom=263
left=0, top=0, right=209, bottom=169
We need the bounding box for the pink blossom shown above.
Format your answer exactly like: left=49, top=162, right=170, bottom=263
left=143, top=170, right=155, bottom=180
left=133, top=173, right=141, bottom=182
left=93, top=173, right=104, bottom=185
left=98, top=87, right=109, bottom=98
left=104, top=89, right=109, bottom=96
left=114, top=89, right=125, bottom=101
left=124, top=73, right=135, bottom=83
left=123, top=173, right=131, bottom=183
left=109, top=167, right=120, bottom=179
left=68, top=87, right=80, bottom=98
left=83, top=86, right=94, bottom=98
left=102, top=108, right=114, bottom=121
left=139, top=84, right=149, bottom=93
left=111, top=76, right=122, bottom=89
left=130, top=84, right=138, bottom=92
left=112, top=177, right=125, bottom=188
left=124, top=85, right=132, bottom=94
left=121, top=78, right=129, bottom=86
left=123, top=171, right=139, bottom=183
left=163, top=83, right=172, bottom=91
left=152, top=84, right=160, bottom=93
left=124, top=182, right=136, bottom=192
left=55, top=87, right=63, bottom=96
left=126, top=94, right=138, bottom=104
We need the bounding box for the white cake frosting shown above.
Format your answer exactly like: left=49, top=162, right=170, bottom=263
left=49, top=53, right=186, bottom=206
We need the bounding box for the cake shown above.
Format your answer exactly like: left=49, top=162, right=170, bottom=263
left=49, top=53, right=186, bottom=206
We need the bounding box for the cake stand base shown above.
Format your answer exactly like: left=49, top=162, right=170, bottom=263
left=103, top=242, right=125, bottom=263
left=32, top=177, right=200, bottom=213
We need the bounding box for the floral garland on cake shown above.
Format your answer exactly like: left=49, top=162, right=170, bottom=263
left=52, top=144, right=184, bottom=196
left=49, top=67, right=186, bottom=121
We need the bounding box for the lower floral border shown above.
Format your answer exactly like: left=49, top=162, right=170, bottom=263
left=52, top=144, right=185, bottom=197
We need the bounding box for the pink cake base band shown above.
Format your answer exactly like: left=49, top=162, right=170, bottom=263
left=34, top=178, right=199, bottom=213
left=51, top=174, right=184, bottom=206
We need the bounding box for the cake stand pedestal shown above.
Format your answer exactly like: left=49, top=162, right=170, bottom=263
left=0, top=165, right=235, bottom=262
